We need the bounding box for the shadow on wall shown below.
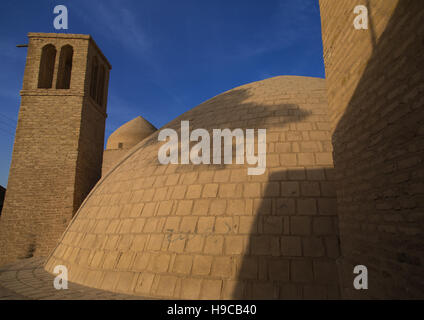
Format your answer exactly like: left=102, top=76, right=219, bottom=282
left=161, top=87, right=313, bottom=133
left=177, top=82, right=342, bottom=299
left=232, top=168, right=340, bottom=299
left=163, top=86, right=340, bottom=298
left=327, top=0, right=424, bottom=298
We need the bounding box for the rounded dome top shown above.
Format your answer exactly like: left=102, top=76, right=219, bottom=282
left=46, top=76, right=340, bottom=299
left=106, top=116, right=156, bottom=150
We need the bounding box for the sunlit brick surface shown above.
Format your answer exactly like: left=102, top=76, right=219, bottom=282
left=45, top=76, right=341, bottom=299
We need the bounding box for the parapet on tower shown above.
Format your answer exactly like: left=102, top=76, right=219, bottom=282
left=0, top=33, right=111, bottom=265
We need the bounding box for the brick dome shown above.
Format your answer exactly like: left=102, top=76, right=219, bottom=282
left=106, top=116, right=156, bottom=150
left=45, top=76, right=340, bottom=299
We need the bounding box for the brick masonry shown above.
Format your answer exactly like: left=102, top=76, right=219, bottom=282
left=2, top=0, right=423, bottom=299
left=45, top=76, right=341, bottom=299
left=102, top=149, right=129, bottom=177
left=319, top=0, right=424, bottom=298
left=0, top=33, right=111, bottom=265
left=102, top=116, right=157, bottom=176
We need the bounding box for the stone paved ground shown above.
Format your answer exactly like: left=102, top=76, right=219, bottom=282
left=0, top=257, right=144, bottom=300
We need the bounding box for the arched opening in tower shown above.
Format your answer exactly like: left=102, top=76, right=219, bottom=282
left=56, top=45, right=73, bottom=89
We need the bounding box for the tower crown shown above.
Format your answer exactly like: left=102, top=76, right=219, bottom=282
left=22, top=33, right=111, bottom=111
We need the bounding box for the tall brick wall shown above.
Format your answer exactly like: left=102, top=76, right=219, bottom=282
left=0, top=33, right=111, bottom=265
left=319, top=0, right=424, bottom=298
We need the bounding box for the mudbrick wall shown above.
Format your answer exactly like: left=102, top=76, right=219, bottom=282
left=102, top=117, right=157, bottom=176
left=319, top=0, right=424, bottom=298
left=0, top=33, right=111, bottom=265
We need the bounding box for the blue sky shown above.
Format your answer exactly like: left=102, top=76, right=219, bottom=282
left=0, top=0, right=324, bottom=187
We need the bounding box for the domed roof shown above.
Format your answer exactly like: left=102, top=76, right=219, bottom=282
left=106, top=116, right=156, bottom=150
left=45, top=76, right=340, bottom=299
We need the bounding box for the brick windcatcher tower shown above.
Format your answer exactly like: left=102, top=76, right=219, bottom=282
left=0, top=33, right=111, bottom=265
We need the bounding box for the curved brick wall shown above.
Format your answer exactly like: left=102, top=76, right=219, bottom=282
left=105, top=116, right=157, bottom=150
left=102, top=116, right=157, bottom=176
left=45, top=76, right=341, bottom=299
